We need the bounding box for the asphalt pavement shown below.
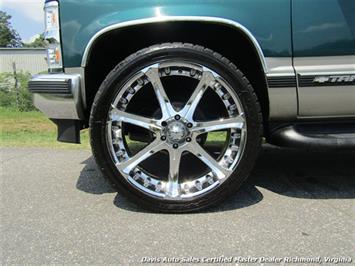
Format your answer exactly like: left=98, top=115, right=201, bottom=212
left=1, top=145, right=354, bottom=264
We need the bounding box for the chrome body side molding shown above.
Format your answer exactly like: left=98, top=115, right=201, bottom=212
left=81, top=16, right=268, bottom=73
left=294, top=56, right=355, bottom=117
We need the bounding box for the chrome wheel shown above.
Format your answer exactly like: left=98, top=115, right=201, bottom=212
left=106, top=61, right=247, bottom=200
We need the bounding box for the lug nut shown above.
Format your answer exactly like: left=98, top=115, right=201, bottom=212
left=174, top=115, right=181, bottom=120
left=161, top=121, right=167, bottom=127
left=187, top=123, right=193, bottom=128
left=173, top=143, right=179, bottom=149
left=186, top=137, right=191, bottom=142
left=161, top=136, right=166, bottom=141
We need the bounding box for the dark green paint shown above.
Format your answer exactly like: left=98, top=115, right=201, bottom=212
left=58, top=0, right=355, bottom=68
left=59, top=0, right=292, bottom=67
left=292, top=0, right=355, bottom=57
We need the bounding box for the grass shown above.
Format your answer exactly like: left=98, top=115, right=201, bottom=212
left=0, top=107, right=227, bottom=149
left=0, top=107, right=90, bottom=149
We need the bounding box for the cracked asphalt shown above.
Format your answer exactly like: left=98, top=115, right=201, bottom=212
left=1, top=145, right=354, bottom=264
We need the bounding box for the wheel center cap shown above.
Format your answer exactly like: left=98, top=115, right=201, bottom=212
left=165, top=121, right=188, bottom=143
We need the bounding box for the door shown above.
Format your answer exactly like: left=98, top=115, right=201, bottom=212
left=292, top=0, right=355, bottom=117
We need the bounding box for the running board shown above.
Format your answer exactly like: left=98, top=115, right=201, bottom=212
left=270, top=123, right=355, bottom=149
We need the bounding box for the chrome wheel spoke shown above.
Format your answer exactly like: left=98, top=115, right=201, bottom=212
left=145, top=67, right=175, bottom=119
left=187, top=142, right=231, bottom=179
left=117, top=138, right=164, bottom=174
left=180, top=71, right=214, bottom=120
left=192, top=115, right=245, bottom=135
left=110, top=107, right=161, bottom=132
left=108, top=61, right=247, bottom=201
left=166, top=148, right=183, bottom=198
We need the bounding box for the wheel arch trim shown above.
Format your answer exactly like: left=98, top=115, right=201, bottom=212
left=81, top=16, right=268, bottom=73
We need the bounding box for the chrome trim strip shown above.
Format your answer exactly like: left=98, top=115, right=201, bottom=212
left=81, top=16, right=267, bottom=73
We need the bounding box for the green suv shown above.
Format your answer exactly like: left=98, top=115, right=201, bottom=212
left=28, top=0, right=355, bottom=212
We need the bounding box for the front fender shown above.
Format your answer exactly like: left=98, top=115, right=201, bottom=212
left=59, top=0, right=291, bottom=67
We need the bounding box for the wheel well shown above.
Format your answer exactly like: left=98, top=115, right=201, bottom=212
left=85, top=21, right=269, bottom=130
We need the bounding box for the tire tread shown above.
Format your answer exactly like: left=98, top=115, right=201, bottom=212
left=89, top=42, right=263, bottom=212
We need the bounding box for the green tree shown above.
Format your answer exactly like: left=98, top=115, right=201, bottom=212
left=0, top=11, right=22, bottom=47
left=23, top=33, right=46, bottom=48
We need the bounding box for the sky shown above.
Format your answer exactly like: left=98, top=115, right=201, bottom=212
left=1, top=0, right=44, bottom=43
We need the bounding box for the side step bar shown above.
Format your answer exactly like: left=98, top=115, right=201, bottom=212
left=270, top=124, right=355, bottom=149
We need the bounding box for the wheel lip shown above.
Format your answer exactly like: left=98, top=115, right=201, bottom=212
left=105, top=59, right=247, bottom=201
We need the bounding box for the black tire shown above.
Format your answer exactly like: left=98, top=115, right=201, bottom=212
left=89, top=43, right=262, bottom=212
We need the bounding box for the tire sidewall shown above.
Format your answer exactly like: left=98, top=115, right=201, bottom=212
left=90, top=44, right=261, bottom=212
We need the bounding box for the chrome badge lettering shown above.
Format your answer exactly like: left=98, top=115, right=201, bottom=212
left=313, top=75, right=355, bottom=84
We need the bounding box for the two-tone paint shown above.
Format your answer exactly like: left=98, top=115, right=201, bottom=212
left=58, top=0, right=355, bottom=120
